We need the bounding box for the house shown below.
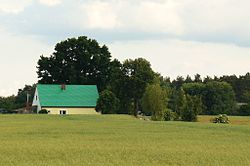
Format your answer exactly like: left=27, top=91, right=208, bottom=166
left=32, top=84, right=99, bottom=114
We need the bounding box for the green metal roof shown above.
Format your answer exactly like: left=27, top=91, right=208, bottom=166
left=37, top=84, right=99, bottom=107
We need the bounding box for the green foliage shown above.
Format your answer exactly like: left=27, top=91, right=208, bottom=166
left=181, top=95, right=203, bottom=122
left=38, top=109, right=48, bottom=114
left=113, top=58, right=155, bottom=115
left=96, top=90, right=120, bottom=114
left=172, top=76, right=185, bottom=89
left=194, top=74, right=202, bottom=83
left=211, top=114, right=229, bottom=124
left=33, top=35, right=248, bottom=117
left=203, top=81, right=236, bottom=115
left=0, top=96, right=17, bottom=112
left=182, top=82, right=205, bottom=96
left=164, top=109, right=178, bottom=121
left=171, top=73, right=250, bottom=104
left=37, top=36, right=113, bottom=91
left=15, top=84, right=36, bottom=108
left=237, top=103, right=250, bottom=116
left=0, top=84, right=36, bottom=113
left=168, top=88, right=185, bottom=116
left=142, top=84, right=167, bottom=121
left=219, top=73, right=250, bottom=103
left=182, top=81, right=237, bottom=115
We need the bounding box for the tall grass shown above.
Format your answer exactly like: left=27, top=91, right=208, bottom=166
left=0, top=115, right=249, bottom=165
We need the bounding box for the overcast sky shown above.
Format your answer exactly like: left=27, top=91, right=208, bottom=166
left=0, top=0, right=250, bottom=96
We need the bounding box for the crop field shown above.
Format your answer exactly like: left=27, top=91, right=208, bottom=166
left=0, top=115, right=250, bottom=165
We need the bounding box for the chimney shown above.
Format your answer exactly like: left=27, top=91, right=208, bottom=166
left=61, top=84, right=66, bottom=90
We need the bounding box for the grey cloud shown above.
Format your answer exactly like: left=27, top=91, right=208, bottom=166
left=0, top=0, right=250, bottom=47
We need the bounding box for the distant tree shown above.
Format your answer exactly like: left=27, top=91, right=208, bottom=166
left=154, top=74, right=171, bottom=90
left=203, top=76, right=213, bottom=83
left=0, top=96, right=17, bottom=112
left=194, top=74, right=202, bottom=83
left=37, top=36, right=113, bottom=91
left=182, top=83, right=205, bottom=97
left=172, top=76, right=185, bottom=89
left=96, top=90, right=120, bottom=114
left=203, top=81, right=237, bottom=115
left=219, top=73, right=250, bottom=103
left=168, top=88, right=185, bottom=117
left=213, top=76, right=219, bottom=81
left=15, top=84, right=36, bottom=108
left=181, top=95, right=202, bottom=122
left=237, top=103, right=250, bottom=116
left=119, top=58, right=155, bottom=116
left=185, top=75, right=193, bottom=83
left=236, top=73, right=250, bottom=102
left=142, top=84, right=168, bottom=121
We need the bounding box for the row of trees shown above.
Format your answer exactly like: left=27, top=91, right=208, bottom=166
left=0, top=85, right=36, bottom=112
left=169, top=73, right=250, bottom=103
left=98, top=79, right=237, bottom=121
left=1, top=36, right=250, bottom=120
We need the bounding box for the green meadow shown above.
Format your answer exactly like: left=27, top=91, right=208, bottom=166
left=0, top=115, right=250, bottom=166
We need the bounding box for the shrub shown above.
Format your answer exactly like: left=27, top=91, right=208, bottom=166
left=164, top=109, right=179, bottom=121
left=211, top=114, right=229, bottom=124
left=96, top=90, right=120, bottom=114
left=39, top=109, right=48, bottom=114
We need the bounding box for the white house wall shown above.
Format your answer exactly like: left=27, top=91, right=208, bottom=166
left=32, top=87, right=41, bottom=113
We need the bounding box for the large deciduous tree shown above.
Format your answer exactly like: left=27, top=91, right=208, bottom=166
left=203, top=81, right=237, bottom=115
left=37, top=36, right=113, bottom=91
left=119, top=58, right=155, bottom=116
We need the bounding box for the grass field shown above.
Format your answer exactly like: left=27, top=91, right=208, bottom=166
left=0, top=115, right=250, bottom=165
left=198, top=115, right=250, bottom=125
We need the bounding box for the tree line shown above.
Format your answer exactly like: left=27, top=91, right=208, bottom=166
left=0, top=84, right=36, bottom=113
left=0, top=36, right=250, bottom=119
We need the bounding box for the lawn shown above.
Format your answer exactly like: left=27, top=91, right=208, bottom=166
left=0, top=115, right=250, bottom=165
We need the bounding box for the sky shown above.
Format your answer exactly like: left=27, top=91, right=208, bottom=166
left=0, top=0, right=250, bottom=96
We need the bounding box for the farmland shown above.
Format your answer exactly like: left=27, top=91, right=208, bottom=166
left=0, top=115, right=250, bottom=165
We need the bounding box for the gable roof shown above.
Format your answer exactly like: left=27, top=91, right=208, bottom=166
left=37, top=84, right=99, bottom=107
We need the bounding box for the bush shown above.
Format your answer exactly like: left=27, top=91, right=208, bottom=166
left=96, top=90, right=120, bottom=114
left=211, top=114, right=229, bottom=124
left=181, top=108, right=197, bottom=122
left=39, top=109, right=48, bottom=114
left=164, top=109, right=179, bottom=121
left=237, top=103, right=250, bottom=116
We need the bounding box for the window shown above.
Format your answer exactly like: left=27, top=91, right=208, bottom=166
left=60, top=110, right=67, bottom=115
